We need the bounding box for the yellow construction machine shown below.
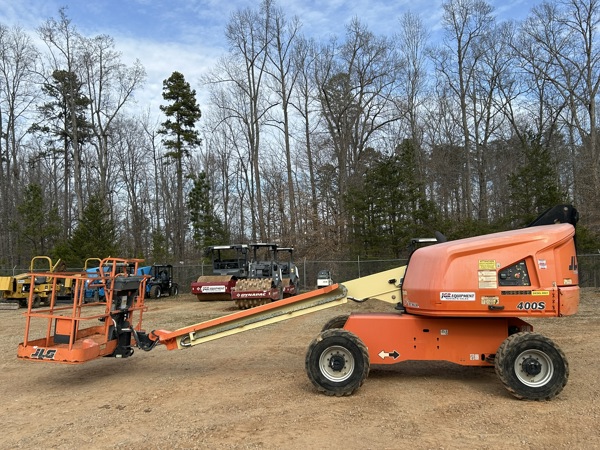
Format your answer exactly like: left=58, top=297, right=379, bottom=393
left=0, top=256, right=68, bottom=308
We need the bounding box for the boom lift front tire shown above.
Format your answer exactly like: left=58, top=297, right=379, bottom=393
left=495, top=332, right=569, bottom=400
left=305, top=329, right=369, bottom=396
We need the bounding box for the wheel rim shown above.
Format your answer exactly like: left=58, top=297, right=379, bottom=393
left=319, top=345, right=355, bottom=382
left=514, top=349, right=554, bottom=387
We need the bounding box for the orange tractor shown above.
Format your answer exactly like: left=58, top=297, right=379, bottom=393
left=17, top=205, right=579, bottom=400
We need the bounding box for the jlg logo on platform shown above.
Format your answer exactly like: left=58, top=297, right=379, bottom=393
left=31, top=348, right=57, bottom=360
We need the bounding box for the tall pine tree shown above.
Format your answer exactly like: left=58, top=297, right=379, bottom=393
left=159, top=71, right=202, bottom=261
left=30, top=69, right=92, bottom=238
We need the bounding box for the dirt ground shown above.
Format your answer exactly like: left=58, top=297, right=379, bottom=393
left=1, top=289, right=599, bottom=450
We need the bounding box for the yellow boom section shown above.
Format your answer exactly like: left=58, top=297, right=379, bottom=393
left=155, top=284, right=349, bottom=350
left=155, top=266, right=407, bottom=350
left=342, top=266, right=406, bottom=305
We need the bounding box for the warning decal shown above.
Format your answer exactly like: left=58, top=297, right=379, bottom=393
left=478, top=260, right=497, bottom=270
left=531, top=290, right=550, bottom=296
left=481, top=296, right=499, bottom=305
left=478, top=270, right=497, bottom=289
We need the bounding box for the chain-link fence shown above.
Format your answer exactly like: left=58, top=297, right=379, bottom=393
left=111, top=258, right=410, bottom=294
left=577, top=254, right=600, bottom=288
left=168, top=254, right=600, bottom=292
left=3, top=254, right=599, bottom=293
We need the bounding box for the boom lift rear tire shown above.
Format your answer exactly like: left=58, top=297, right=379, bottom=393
left=495, top=332, right=569, bottom=400
left=305, top=329, right=369, bottom=397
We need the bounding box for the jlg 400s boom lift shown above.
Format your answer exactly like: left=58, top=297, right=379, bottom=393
left=17, top=206, right=579, bottom=400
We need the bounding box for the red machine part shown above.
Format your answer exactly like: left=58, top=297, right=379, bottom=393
left=191, top=275, right=237, bottom=301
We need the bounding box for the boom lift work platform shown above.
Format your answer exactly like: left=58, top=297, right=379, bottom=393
left=17, top=206, right=580, bottom=400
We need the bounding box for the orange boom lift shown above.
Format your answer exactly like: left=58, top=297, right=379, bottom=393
left=17, top=205, right=580, bottom=400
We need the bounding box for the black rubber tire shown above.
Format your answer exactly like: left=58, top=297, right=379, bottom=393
left=149, top=285, right=161, bottom=299
left=321, top=314, right=349, bottom=331
left=495, top=332, right=568, bottom=400
left=32, top=295, right=41, bottom=308
left=170, top=285, right=179, bottom=296
left=305, top=329, right=369, bottom=397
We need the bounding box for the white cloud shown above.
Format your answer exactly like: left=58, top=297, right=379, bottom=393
left=115, top=35, right=220, bottom=112
left=1, top=0, right=537, bottom=120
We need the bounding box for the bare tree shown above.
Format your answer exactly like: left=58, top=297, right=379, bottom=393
left=225, top=3, right=274, bottom=240
left=503, top=20, right=570, bottom=214
left=80, top=33, right=146, bottom=199
left=396, top=11, right=431, bottom=197
left=38, top=8, right=86, bottom=220
left=290, top=36, right=321, bottom=238
left=200, top=102, right=240, bottom=242
left=315, top=18, right=403, bottom=243
left=138, top=110, right=168, bottom=256
left=0, top=25, right=40, bottom=263
left=263, top=1, right=302, bottom=241
left=519, top=0, right=600, bottom=229
left=206, top=2, right=274, bottom=241
left=203, top=69, right=256, bottom=240
left=431, top=0, right=495, bottom=219
left=397, top=11, right=430, bottom=148
left=422, top=79, right=465, bottom=218
left=111, top=116, right=152, bottom=257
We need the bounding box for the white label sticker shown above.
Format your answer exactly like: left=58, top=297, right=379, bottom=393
left=201, top=285, right=227, bottom=293
left=440, top=292, right=476, bottom=301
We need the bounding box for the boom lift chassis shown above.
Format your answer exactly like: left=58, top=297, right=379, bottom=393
left=18, top=215, right=579, bottom=401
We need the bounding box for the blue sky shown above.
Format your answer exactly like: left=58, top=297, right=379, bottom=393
left=0, top=0, right=533, bottom=115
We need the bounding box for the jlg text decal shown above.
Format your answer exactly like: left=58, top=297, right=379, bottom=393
left=31, top=348, right=57, bottom=360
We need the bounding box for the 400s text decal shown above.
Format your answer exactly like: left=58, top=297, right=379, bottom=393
left=516, top=301, right=546, bottom=311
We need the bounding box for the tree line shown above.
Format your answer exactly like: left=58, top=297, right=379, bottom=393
left=1, top=0, right=600, bottom=271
